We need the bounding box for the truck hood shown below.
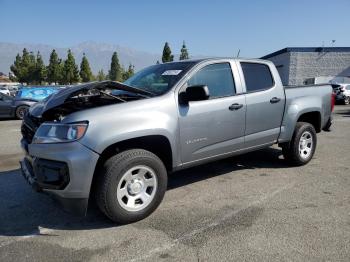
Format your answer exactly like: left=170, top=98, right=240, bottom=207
left=29, top=81, right=154, bottom=119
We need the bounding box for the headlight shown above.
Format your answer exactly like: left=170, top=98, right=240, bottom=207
left=32, top=122, right=88, bottom=144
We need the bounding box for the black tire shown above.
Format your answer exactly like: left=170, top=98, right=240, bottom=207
left=96, top=149, right=167, bottom=224
left=344, top=96, right=350, bottom=105
left=15, top=105, right=29, bottom=120
left=282, top=122, right=317, bottom=166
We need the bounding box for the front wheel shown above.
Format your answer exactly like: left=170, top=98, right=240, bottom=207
left=282, top=122, right=317, bottom=166
left=96, top=149, right=168, bottom=224
left=15, top=105, right=29, bottom=120
left=344, top=96, right=350, bottom=105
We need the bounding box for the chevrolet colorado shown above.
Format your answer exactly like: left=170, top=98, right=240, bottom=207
left=20, top=58, right=334, bottom=223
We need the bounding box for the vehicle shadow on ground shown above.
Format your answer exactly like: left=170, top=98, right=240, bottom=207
left=0, top=147, right=287, bottom=236
left=168, top=146, right=288, bottom=190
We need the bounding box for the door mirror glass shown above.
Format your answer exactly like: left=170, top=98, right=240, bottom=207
left=182, top=85, right=210, bottom=102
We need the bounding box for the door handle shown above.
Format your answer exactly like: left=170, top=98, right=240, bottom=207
left=229, top=103, right=243, bottom=111
left=270, top=97, right=281, bottom=103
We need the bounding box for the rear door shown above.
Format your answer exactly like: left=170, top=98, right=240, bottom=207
left=178, top=62, right=246, bottom=164
left=238, top=61, right=285, bottom=147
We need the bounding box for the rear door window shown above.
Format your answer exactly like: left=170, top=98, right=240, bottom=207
left=241, top=62, right=274, bottom=92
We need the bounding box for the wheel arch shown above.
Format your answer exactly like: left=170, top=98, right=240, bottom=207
left=297, top=111, right=321, bottom=133
left=89, top=135, right=173, bottom=201
left=93, top=135, right=173, bottom=177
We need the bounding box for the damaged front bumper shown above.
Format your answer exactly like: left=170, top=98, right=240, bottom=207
left=20, top=138, right=100, bottom=216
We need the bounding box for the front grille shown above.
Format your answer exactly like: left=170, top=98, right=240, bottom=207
left=21, top=113, right=41, bottom=144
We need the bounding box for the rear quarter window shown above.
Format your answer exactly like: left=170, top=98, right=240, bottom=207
left=241, top=62, right=274, bottom=92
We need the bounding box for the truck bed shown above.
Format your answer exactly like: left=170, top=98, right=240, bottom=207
left=278, top=83, right=332, bottom=143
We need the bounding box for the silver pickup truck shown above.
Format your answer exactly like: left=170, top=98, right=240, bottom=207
left=20, top=58, right=334, bottom=223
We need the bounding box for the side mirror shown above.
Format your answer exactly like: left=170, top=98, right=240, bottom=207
left=180, top=85, right=210, bottom=103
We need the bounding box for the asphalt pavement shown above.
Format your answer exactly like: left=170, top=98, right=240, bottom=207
left=0, top=106, right=349, bottom=261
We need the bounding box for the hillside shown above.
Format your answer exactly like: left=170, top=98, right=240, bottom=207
left=0, top=41, right=161, bottom=75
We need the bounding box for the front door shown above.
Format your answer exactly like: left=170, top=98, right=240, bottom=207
left=178, top=62, right=246, bottom=164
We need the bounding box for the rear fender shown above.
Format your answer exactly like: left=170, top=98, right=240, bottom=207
left=278, top=96, right=322, bottom=143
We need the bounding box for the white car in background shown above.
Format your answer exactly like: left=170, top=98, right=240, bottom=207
left=0, top=86, right=11, bottom=96
left=335, top=84, right=350, bottom=105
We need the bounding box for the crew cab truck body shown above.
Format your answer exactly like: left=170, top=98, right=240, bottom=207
left=20, top=58, right=333, bottom=223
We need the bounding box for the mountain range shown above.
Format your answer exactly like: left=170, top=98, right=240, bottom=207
left=0, top=41, right=164, bottom=75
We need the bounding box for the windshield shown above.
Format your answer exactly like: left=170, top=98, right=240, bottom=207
left=124, top=61, right=196, bottom=95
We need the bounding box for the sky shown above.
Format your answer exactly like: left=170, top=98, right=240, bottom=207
left=1, top=0, right=349, bottom=58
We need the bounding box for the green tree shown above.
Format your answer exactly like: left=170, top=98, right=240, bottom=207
left=21, top=49, right=32, bottom=84
left=34, top=51, right=46, bottom=84
left=79, top=53, right=93, bottom=82
left=10, top=48, right=36, bottom=84
left=27, top=52, right=36, bottom=83
left=58, top=59, right=65, bottom=85
left=62, top=49, right=80, bottom=84
left=122, top=64, right=135, bottom=81
left=162, top=42, right=174, bottom=63
left=10, top=53, right=23, bottom=83
left=9, top=71, right=17, bottom=82
left=179, top=41, right=189, bottom=60
left=108, top=51, right=123, bottom=82
left=47, top=49, right=62, bottom=84
left=97, top=69, right=106, bottom=81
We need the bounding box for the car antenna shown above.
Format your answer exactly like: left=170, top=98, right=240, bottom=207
left=236, top=49, right=241, bottom=58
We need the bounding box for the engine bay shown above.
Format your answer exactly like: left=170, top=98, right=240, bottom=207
left=39, top=81, right=153, bottom=121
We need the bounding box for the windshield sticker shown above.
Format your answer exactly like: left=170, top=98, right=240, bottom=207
left=161, top=70, right=182, bottom=76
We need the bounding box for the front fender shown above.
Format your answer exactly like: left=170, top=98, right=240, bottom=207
left=65, top=93, right=180, bottom=167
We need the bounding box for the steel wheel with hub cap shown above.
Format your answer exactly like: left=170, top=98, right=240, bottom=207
left=117, top=165, right=158, bottom=212
left=282, top=122, right=317, bottom=166
left=344, top=96, right=350, bottom=105
left=298, top=131, right=313, bottom=160
left=96, top=149, right=167, bottom=224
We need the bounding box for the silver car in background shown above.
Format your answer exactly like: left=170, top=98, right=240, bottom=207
left=335, top=84, right=350, bottom=104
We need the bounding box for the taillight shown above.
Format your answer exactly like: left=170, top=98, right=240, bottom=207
left=331, top=93, right=335, bottom=112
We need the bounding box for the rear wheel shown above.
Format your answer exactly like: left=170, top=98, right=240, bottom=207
left=96, top=149, right=167, bottom=224
left=282, top=122, right=317, bottom=166
left=344, top=96, right=350, bottom=105
left=15, top=105, right=29, bottom=120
